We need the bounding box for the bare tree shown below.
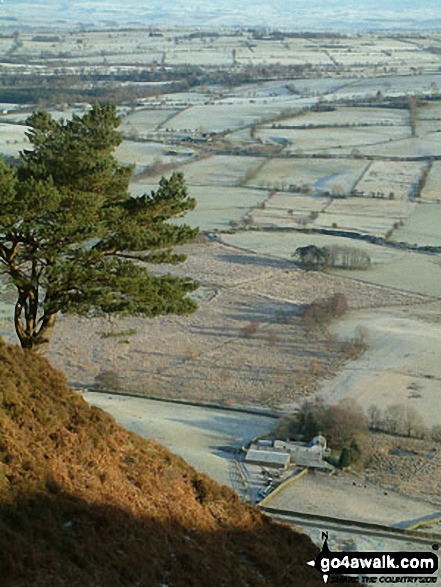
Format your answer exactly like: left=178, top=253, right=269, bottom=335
left=367, top=404, right=382, bottom=430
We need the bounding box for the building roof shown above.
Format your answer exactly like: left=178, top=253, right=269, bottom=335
left=245, top=449, right=290, bottom=468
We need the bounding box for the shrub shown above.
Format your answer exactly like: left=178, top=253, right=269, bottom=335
left=272, top=413, right=301, bottom=439
left=241, top=320, right=260, bottom=338
left=266, top=329, right=277, bottom=347
left=341, top=325, right=370, bottom=357
left=301, top=293, right=348, bottom=326
left=293, top=245, right=330, bottom=271
left=94, top=370, right=123, bottom=391
left=431, top=425, right=441, bottom=443
left=99, top=328, right=137, bottom=339
left=338, top=446, right=352, bottom=468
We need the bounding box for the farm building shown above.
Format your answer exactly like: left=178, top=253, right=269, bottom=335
left=245, top=449, right=290, bottom=469
left=246, top=437, right=330, bottom=470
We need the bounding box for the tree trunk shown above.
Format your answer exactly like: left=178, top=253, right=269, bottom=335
left=14, top=294, right=57, bottom=353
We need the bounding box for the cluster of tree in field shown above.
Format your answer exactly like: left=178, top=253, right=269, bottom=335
left=367, top=402, right=433, bottom=440
left=274, top=396, right=440, bottom=470
left=294, top=244, right=371, bottom=271
left=273, top=399, right=368, bottom=469
left=301, top=292, right=348, bottom=326
left=0, top=104, right=199, bottom=351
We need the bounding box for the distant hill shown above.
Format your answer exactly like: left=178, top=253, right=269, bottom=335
left=2, top=0, right=441, bottom=31
left=0, top=337, right=322, bottom=587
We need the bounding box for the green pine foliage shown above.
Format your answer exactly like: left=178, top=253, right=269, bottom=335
left=0, top=104, right=199, bottom=350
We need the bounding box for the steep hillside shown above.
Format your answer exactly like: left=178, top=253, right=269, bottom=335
left=0, top=338, right=322, bottom=587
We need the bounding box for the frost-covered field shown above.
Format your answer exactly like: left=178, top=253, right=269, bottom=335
left=164, top=102, right=300, bottom=133
left=129, top=180, right=268, bottom=230
left=251, top=196, right=414, bottom=236
left=115, top=140, right=167, bottom=164
left=347, top=132, right=441, bottom=158
left=317, top=302, right=441, bottom=428
left=163, top=50, right=233, bottom=66
left=120, top=108, right=179, bottom=134
left=170, top=186, right=269, bottom=230
left=84, top=392, right=275, bottom=488
left=315, top=196, right=413, bottom=236
left=263, top=193, right=330, bottom=212
left=174, top=155, right=267, bottom=186
left=115, top=140, right=192, bottom=168
left=0, top=123, right=29, bottom=156
left=353, top=161, right=425, bottom=200
left=421, top=161, right=441, bottom=201
left=326, top=196, right=413, bottom=218
left=270, top=106, right=409, bottom=128
left=333, top=73, right=441, bottom=98
left=419, top=102, right=441, bottom=120
left=264, top=125, right=410, bottom=152
left=394, top=203, right=441, bottom=246
left=221, top=231, right=441, bottom=297
left=248, top=158, right=367, bottom=193
left=314, top=213, right=394, bottom=236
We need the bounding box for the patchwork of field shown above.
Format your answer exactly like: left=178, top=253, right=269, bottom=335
left=316, top=197, right=413, bottom=236
left=251, top=193, right=330, bottom=227
left=247, top=158, right=368, bottom=193
left=353, top=161, right=425, bottom=200
left=1, top=29, right=441, bottom=439
left=251, top=195, right=415, bottom=236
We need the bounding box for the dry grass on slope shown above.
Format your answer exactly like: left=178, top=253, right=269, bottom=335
left=0, top=338, right=322, bottom=587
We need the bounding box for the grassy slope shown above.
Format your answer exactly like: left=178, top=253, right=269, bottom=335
left=0, top=338, right=322, bottom=587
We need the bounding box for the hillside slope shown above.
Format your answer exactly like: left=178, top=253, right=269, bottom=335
left=0, top=338, right=322, bottom=587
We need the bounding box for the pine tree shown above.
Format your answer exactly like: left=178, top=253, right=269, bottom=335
left=0, top=104, right=199, bottom=351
